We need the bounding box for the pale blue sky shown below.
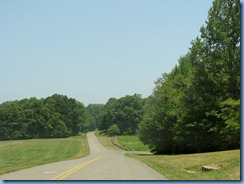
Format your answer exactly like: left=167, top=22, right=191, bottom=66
left=1, top=0, right=214, bottom=106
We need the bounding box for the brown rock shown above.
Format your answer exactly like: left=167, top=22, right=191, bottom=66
left=202, top=165, right=220, bottom=172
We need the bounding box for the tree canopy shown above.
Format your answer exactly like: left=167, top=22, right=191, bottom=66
left=86, top=104, right=105, bottom=131
left=0, top=94, right=90, bottom=140
left=138, top=0, right=240, bottom=154
left=99, top=94, right=145, bottom=135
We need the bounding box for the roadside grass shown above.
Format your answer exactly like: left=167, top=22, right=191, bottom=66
left=117, top=135, right=150, bottom=151
left=95, top=131, right=122, bottom=151
left=0, top=134, right=89, bottom=175
left=127, top=149, right=240, bottom=180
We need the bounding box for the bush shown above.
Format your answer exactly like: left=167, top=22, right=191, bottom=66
left=107, top=124, right=120, bottom=136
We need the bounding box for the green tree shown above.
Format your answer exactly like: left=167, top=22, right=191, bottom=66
left=217, top=98, right=240, bottom=148
left=182, top=0, right=240, bottom=151
left=99, top=94, right=144, bottom=135
left=99, top=98, right=118, bottom=131
left=138, top=54, right=192, bottom=154
left=47, top=113, right=70, bottom=138
left=0, top=94, right=90, bottom=140
left=139, top=0, right=240, bottom=154
left=117, top=94, right=144, bottom=135
left=107, top=124, right=120, bottom=136
left=200, top=0, right=240, bottom=100
left=86, top=104, right=105, bottom=130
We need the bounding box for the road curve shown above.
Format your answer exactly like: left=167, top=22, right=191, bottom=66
left=1, top=132, right=167, bottom=180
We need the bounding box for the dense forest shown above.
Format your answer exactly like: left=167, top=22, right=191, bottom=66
left=0, top=94, right=91, bottom=140
left=98, top=94, right=145, bottom=135
left=0, top=0, right=240, bottom=154
left=138, top=0, right=240, bottom=153
left=86, top=94, right=147, bottom=136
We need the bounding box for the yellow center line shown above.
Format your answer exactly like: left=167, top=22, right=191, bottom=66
left=51, top=139, right=104, bottom=180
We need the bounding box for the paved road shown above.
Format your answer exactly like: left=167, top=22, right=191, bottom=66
left=1, top=132, right=167, bottom=180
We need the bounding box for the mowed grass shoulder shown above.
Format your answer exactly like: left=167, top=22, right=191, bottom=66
left=117, top=135, right=150, bottom=151
left=95, top=131, right=121, bottom=151
left=127, top=149, right=240, bottom=180
left=95, top=132, right=149, bottom=152
left=0, top=134, right=89, bottom=175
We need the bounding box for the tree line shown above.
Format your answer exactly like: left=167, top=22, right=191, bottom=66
left=0, top=94, right=91, bottom=140
left=97, top=94, right=145, bottom=135
left=0, top=93, right=144, bottom=140
left=138, top=0, right=240, bottom=153
left=0, top=0, right=240, bottom=154
left=88, top=0, right=240, bottom=154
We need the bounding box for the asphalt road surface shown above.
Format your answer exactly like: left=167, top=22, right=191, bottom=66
left=1, top=132, right=167, bottom=180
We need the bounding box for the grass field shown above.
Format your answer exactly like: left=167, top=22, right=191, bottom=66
left=127, top=149, right=240, bottom=180
left=117, top=135, right=150, bottom=151
left=0, top=134, right=89, bottom=175
left=95, top=131, right=122, bottom=151
left=95, top=132, right=150, bottom=152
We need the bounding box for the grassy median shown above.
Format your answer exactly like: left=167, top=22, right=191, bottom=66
left=0, top=134, right=89, bottom=175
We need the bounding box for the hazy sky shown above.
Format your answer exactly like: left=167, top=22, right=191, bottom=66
left=1, top=0, right=215, bottom=106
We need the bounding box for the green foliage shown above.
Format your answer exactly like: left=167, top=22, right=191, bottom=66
left=199, top=0, right=240, bottom=100
left=86, top=104, right=104, bottom=131
left=217, top=98, right=240, bottom=148
left=99, top=94, right=144, bottom=135
left=138, top=0, right=240, bottom=154
left=0, top=94, right=90, bottom=140
left=182, top=0, right=240, bottom=152
left=107, top=124, right=120, bottom=136
left=139, top=54, right=192, bottom=154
